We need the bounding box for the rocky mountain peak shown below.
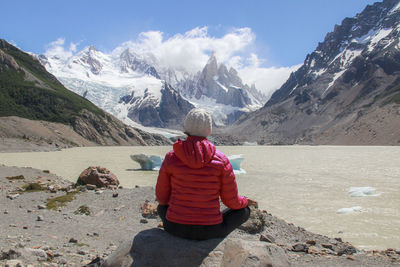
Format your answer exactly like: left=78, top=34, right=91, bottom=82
left=119, top=48, right=160, bottom=78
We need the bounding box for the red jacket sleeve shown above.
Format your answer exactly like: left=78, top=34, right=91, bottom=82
left=220, top=156, right=248, bottom=209
left=156, top=153, right=172, bottom=205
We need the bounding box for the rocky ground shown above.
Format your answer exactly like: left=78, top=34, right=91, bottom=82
left=0, top=164, right=399, bottom=267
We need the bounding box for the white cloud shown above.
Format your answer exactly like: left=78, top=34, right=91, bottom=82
left=45, top=28, right=301, bottom=99
left=239, top=64, right=302, bottom=99
left=44, top=38, right=78, bottom=60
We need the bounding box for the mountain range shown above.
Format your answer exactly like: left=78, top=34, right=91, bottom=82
left=0, top=39, right=170, bottom=149
left=39, top=44, right=267, bottom=128
left=228, top=0, right=400, bottom=145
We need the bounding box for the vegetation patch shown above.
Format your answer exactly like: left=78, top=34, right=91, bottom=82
left=6, top=175, right=25, bottom=180
left=42, top=170, right=50, bottom=173
left=22, top=183, right=44, bottom=192
left=46, top=191, right=79, bottom=210
left=74, top=205, right=91, bottom=216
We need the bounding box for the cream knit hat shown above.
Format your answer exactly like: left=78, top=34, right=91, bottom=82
left=184, top=108, right=212, bottom=137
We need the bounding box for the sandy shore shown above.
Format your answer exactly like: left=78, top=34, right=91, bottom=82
left=1, top=164, right=399, bottom=266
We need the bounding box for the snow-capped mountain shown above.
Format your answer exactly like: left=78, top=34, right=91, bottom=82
left=230, top=0, right=400, bottom=145
left=39, top=45, right=266, bottom=129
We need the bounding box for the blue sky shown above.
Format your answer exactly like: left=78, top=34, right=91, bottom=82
left=3, top=0, right=377, bottom=66
left=2, top=0, right=378, bottom=94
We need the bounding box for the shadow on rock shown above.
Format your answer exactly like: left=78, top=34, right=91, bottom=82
left=101, top=228, right=223, bottom=267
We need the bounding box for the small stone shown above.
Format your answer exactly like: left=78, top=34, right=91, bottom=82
left=292, top=243, right=309, bottom=253
left=7, top=194, right=20, bottom=200
left=259, top=234, right=275, bottom=243
left=306, top=240, right=316, bottom=246
left=86, top=184, right=97, bottom=190
left=37, top=215, right=44, bottom=221
left=77, top=250, right=86, bottom=255
left=38, top=204, right=46, bottom=210
left=69, top=238, right=78, bottom=243
left=9, top=224, right=17, bottom=227
left=112, top=192, right=119, bottom=198
left=322, top=243, right=333, bottom=250
left=157, top=222, right=163, bottom=228
left=23, top=226, right=28, bottom=229
left=95, top=190, right=103, bottom=195
left=335, top=237, right=343, bottom=242
left=5, top=259, right=24, bottom=267
left=93, top=232, right=99, bottom=237
left=135, top=185, right=139, bottom=188
left=346, top=256, right=355, bottom=261
left=58, top=258, right=67, bottom=264
left=27, top=209, right=32, bottom=213
left=4, top=210, right=9, bottom=214
left=338, top=246, right=357, bottom=256
left=140, top=219, right=148, bottom=224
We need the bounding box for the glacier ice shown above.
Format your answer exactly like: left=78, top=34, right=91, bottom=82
left=130, top=153, right=246, bottom=174
left=348, top=187, right=379, bottom=197
left=130, top=154, right=164, bottom=170
left=337, top=206, right=363, bottom=214
left=228, top=154, right=246, bottom=174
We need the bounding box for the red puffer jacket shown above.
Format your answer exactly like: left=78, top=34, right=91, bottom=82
left=156, top=136, right=248, bottom=225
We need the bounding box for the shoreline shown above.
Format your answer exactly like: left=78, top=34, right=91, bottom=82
left=1, top=164, right=399, bottom=266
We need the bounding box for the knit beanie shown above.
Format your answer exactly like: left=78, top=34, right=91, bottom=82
left=184, top=108, right=212, bottom=137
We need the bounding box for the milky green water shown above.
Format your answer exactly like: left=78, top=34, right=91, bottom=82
left=1, top=145, right=399, bottom=250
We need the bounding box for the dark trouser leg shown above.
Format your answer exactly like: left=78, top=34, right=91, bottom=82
left=157, top=204, right=168, bottom=225
left=157, top=205, right=250, bottom=240
left=219, top=206, right=251, bottom=237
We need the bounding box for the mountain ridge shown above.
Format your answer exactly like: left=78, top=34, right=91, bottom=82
left=0, top=39, right=171, bottom=148
left=228, top=0, right=400, bottom=145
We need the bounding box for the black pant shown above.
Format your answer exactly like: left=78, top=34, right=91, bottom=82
left=157, top=205, right=250, bottom=240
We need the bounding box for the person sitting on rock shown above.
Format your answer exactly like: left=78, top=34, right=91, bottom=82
left=156, top=108, right=257, bottom=240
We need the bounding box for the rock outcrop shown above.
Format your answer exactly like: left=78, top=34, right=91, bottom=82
left=101, top=228, right=290, bottom=267
left=77, top=166, right=119, bottom=189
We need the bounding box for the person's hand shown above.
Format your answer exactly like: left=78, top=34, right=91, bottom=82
left=247, top=198, right=258, bottom=208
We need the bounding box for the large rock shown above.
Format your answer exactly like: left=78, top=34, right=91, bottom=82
left=101, top=228, right=289, bottom=267
left=77, top=166, right=119, bottom=189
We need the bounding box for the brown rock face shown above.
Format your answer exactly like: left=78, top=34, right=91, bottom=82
left=77, top=166, right=119, bottom=189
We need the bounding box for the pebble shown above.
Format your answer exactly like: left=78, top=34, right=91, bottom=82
left=38, top=204, right=46, bottom=209
left=9, top=224, right=17, bottom=227
left=86, top=184, right=97, bottom=190
left=4, top=210, right=9, bottom=214
left=37, top=215, right=44, bottom=221
left=112, top=192, right=119, bottom=198
left=27, top=209, right=32, bottom=213
left=7, top=194, right=20, bottom=200
left=5, top=259, right=24, bottom=267
left=23, top=226, right=28, bottom=229
left=77, top=250, right=86, bottom=255
left=140, top=219, right=148, bottom=224
left=306, top=240, right=316, bottom=246
left=292, top=243, right=309, bottom=253
left=95, top=190, right=104, bottom=195
left=69, top=238, right=78, bottom=243
left=259, top=234, right=275, bottom=243
left=322, top=243, right=333, bottom=250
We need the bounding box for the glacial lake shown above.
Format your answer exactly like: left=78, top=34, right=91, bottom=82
left=1, top=145, right=399, bottom=251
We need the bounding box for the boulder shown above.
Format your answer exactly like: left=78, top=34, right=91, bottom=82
left=101, top=228, right=289, bottom=267
left=77, top=166, right=119, bottom=189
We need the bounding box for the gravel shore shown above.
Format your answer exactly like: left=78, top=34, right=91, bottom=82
left=1, top=164, right=399, bottom=266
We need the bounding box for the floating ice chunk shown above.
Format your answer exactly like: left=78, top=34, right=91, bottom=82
left=228, top=155, right=246, bottom=175
left=243, top=141, right=258, bottom=146
left=130, top=154, right=164, bottom=170
left=348, top=187, right=378, bottom=197
left=337, top=206, right=363, bottom=214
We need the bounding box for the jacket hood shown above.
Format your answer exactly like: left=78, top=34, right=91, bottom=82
left=173, top=136, right=216, bottom=169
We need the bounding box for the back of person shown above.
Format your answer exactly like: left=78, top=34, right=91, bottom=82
left=156, top=108, right=254, bottom=240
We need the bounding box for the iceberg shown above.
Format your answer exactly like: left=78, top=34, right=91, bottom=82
left=348, top=187, right=378, bottom=197
left=130, top=154, right=164, bottom=170
left=228, top=154, right=246, bottom=174
left=337, top=206, right=363, bottom=214
left=130, top=153, right=246, bottom=174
